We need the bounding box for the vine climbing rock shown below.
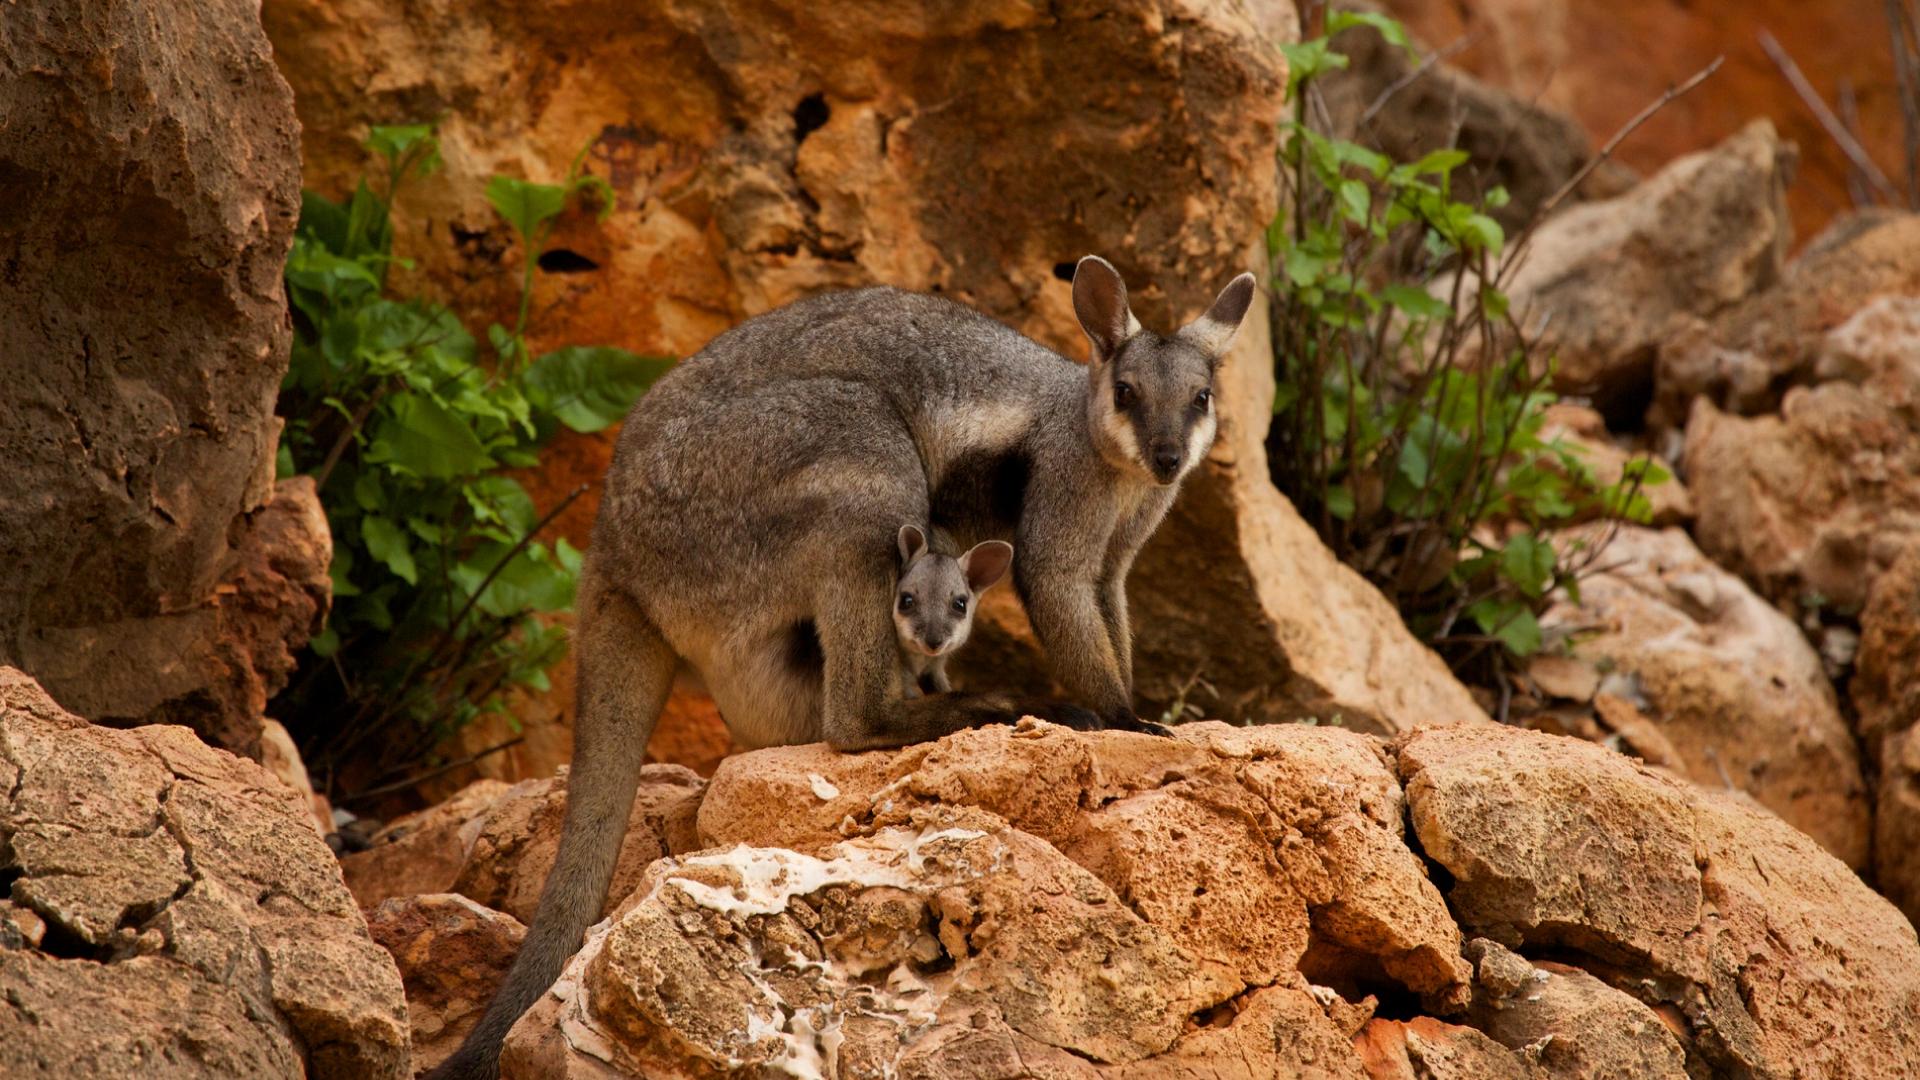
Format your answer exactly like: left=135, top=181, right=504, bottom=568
left=0, top=668, right=411, bottom=1078
left=0, top=0, right=314, bottom=759
left=263, top=0, right=1488, bottom=738
left=468, top=717, right=1920, bottom=1079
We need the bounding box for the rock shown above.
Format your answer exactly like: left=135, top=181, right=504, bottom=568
left=267, top=0, right=1486, bottom=738
left=1538, top=404, right=1693, bottom=526
left=1683, top=293, right=1920, bottom=611
left=0, top=0, right=312, bottom=759
left=1854, top=545, right=1920, bottom=926
left=367, top=893, right=527, bottom=1077
left=1355, top=1017, right=1543, bottom=1079
left=1656, top=212, right=1920, bottom=425
left=1466, top=940, right=1688, bottom=1079
left=261, top=716, right=335, bottom=837
left=697, top=719, right=1473, bottom=1013
left=0, top=668, right=409, bottom=1078
left=1399, top=723, right=1920, bottom=1078
left=1492, top=120, right=1793, bottom=422
left=341, top=766, right=705, bottom=920
left=1537, top=526, right=1868, bottom=868
left=503, top=807, right=1364, bottom=1079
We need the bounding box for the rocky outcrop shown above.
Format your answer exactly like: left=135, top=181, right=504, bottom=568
left=0, top=0, right=313, bottom=759
left=470, top=718, right=1920, bottom=1079
left=367, top=893, right=526, bottom=1077
left=1855, top=546, right=1920, bottom=927
left=1656, top=211, right=1920, bottom=426
left=342, top=766, right=705, bottom=920
left=1684, top=292, right=1920, bottom=612
left=261, top=716, right=335, bottom=838
left=1534, top=526, right=1868, bottom=868
left=264, top=0, right=1488, bottom=739
left=1494, top=121, right=1793, bottom=420
left=0, top=668, right=410, bottom=1077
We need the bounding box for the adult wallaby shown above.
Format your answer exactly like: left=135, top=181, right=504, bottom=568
left=431, top=256, right=1254, bottom=1078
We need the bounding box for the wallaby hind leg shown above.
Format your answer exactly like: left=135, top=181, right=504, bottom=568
left=428, top=571, right=677, bottom=1080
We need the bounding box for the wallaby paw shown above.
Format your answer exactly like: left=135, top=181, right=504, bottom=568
left=1104, top=709, right=1175, bottom=737
left=1009, top=698, right=1105, bottom=731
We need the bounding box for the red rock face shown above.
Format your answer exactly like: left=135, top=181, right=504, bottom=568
left=0, top=0, right=311, bottom=758
left=1377, top=0, right=1908, bottom=242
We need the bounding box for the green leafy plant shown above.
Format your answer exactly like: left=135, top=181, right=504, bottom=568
left=1268, top=13, right=1666, bottom=698
left=276, top=124, right=671, bottom=797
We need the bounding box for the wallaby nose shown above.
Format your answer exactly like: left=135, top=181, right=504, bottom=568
left=1152, top=446, right=1183, bottom=479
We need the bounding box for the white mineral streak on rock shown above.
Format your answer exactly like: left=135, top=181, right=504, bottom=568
left=808, top=773, right=841, bottom=800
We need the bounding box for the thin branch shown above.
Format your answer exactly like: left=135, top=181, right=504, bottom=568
left=1758, top=30, right=1899, bottom=203
left=344, top=735, right=526, bottom=803
left=1500, top=56, right=1724, bottom=293
left=1357, top=32, right=1484, bottom=131
left=1887, top=0, right=1920, bottom=206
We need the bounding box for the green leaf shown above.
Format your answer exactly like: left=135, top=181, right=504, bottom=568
left=1337, top=179, right=1371, bottom=223
left=1327, top=10, right=1415, bottom=54
left=1379, top=283, right=1451, bottom=320
left=276, top=444, right=295, bottom=480
left=465, top=475, right=538, bottom=533
left=1325, top=483, right=1356, bottom=520
left=523, top=346, right=673, bottom=433
left=366, top=124, right=438, bottom=173
left=1408, top=148, right=1471, bottom=177
left=1501, top=534, right=1556, bottom=599
left=486, top=175, right=569, bottom=243
left=366, top=395, right=492, bottom=479
left=362, top=515, right=419, bottom=585
left=1462, top=213, right=1505, bottom=255
left=1468, top=598, right=1544, bottom=657
left=310, top=624, right=340, bottom=658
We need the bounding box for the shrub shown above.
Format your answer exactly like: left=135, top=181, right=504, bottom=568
left=275, top=124, right=670, bottom=796
left=1267, top=13, right=1665, bottom=699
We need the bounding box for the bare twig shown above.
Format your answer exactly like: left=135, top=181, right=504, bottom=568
left=345, top=735, right=526, bottom=803
left=1357, top=32, right=1484, bottom=131
left=1887, top=0, right=1920, bottom=206
left=1499, top=56, right=1724, bottom=293
left=1758, top=30, right=1899, bottom=204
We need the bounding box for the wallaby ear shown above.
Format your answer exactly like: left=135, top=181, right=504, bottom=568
left=1177, top=271, right=1258, bottom=359
left=897, top=524, right=927, bottom=565
left=959, top=540, right=1014, bottom=594
left=1072, top=255, right=1141, bottom=362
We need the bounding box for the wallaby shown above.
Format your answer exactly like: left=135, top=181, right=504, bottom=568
left=431, top=256, right=1256, bottom=1079
left=893, top=524, right=1011, bottom=694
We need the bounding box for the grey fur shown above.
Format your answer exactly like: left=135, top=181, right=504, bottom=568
left=893, top=524, right=1011, bottom=694
left=428, top=257, right=1256, bottom=1079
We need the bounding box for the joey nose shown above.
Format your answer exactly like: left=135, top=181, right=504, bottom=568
left=1151, top=445, right=1182, bottom=481
left=923, top=633, right=947, bottom=652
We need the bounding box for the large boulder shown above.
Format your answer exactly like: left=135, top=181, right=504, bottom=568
left=1656, top=211, right=1920, bottom=425
left=341, top=765, right=705, bottom=920
left=1684, top=293, right=1920, bottom=612
left=1854, top=544, right=1920, bottom=927
left=0, top=0, right=314, bottom=759
left=263, top=0, right=1487, bottom=739
left=0, top=668, right=410, bottom=1078
left=1493, top=120, right=1793, bottom=422
left=1400, top=723, right=1920, bottom=1078
left=1534, top=526, right=1868, bottom=868
left=487, top=718, right=1920, bottom=1078
left=367, top=893, right=526, bottom=1077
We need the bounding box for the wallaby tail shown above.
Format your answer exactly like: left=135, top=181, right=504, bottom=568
left=427, top=569, right=676, bottom=1080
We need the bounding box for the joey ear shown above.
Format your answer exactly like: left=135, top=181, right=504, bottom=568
left=1177, top=271, right=1258, bottom=359
left=897, top=524, right=927, bottom=565
left=959, top=540, right=1014, bottom=594
left=1072, top=255, right=1141, bottom=362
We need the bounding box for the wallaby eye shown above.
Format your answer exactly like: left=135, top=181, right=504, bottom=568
left=1193, top=388, right=1211, bottom=411
left=1114, top=381, right=1136, bottom=409
left=898, top=594, right=915, bottom=613
left=951, top=596, right=968, bottom=615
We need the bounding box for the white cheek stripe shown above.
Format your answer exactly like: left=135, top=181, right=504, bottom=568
left=1181, top=411, right=1218, bottom=480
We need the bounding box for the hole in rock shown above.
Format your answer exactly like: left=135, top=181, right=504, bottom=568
left=793, top=93, right=831, bottom=142
left=537, top=248, right=600, bottom=274
left=1053, top=262, right=1076, bottom=282
left=1298, top=936, right=1425, bottom=1021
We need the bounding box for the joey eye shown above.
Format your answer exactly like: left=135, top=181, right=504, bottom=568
left=951, top=596, right=968, bottom=615
left=898, top=594, right=915, bottom=613
left=1114, top=381, right=1136, bottom=409
left=1193, top=388, right=1211, bottom=411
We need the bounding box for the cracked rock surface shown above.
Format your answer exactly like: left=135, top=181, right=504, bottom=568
left=464, top=718, right=1920, bottom=1078
left=0, top=668, right=410, bottom=1078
